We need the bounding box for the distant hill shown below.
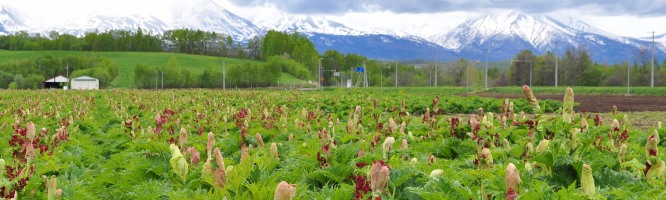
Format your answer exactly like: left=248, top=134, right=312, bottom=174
left=0, top=51, right=263, bottom=88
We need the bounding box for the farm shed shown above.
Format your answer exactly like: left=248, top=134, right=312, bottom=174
left=44, top=76, right=68, bottom=89
left=71, top=76, right=99, bottom=90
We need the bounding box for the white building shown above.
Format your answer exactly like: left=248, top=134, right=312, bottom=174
left=70, top=76, right=99, bottom=90
left=44, top=76, right=68, bottom=89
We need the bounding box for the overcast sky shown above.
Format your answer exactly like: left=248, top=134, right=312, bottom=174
left=1, top=0, right=665, bottom=38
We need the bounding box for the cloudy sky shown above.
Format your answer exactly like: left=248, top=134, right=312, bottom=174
left=1, top=0, right=665, bottom=38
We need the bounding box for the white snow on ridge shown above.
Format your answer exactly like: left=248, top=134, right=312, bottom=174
left=255, top=14, right=366, bottom=36
left=434, top=11, right=557, bottom=49
left=0, top=4, right=29, bottom=32
left=39, top=14, right=171, bottom=37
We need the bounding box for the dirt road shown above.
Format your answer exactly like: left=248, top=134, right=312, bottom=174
left=468, top=94, right=666, bottom=112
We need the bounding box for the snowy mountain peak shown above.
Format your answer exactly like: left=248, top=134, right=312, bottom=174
left=256, top=14, right=367, bottom=36
left=430, top=10, right=619, bottom=51
left=0, top=4, right=28, bottom=33
left=25, top=0, right=261, bottom=41
left=169, top=0, right=261, bottom=41
left=425, top=10, right=665, bottom=63
left=42, top=14, right=170, bottom=37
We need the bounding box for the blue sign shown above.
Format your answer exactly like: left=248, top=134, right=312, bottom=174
left=356, top=67, right=365, bottom=73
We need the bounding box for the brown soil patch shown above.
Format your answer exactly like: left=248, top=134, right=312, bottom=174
left=468, top=94, right=666, bottom=112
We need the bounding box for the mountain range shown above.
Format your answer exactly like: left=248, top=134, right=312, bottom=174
left=1, top=0, right=664, bottom=64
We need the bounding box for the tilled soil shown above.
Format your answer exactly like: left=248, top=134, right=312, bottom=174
left=467, top=94, right=666, bottom=112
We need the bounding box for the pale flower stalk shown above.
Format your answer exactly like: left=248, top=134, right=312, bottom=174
left=480, top=148, right=493, bottom=168
left=618, top=143, right=627, bottom=163
left=213, top=148, right=226, bottom=188
left=536, top=139, right=550, bottom=152
left=207, top=132, right=215, bottom=160
left=430, top=169, right=443, bottom=178
left=400, top=139, right=408, bottom=150
left=370, top=161, right=389, bottom=198
left=382, top=137, right=395, bottom=159
left=179, top=127, right=188, bottom=149
left=580, top=118, right=589, bottom=132
left=45, top=175, right=58, bottom=200
left=562, top=87, right=575, bottom=123
left=27, top=122, right=36, bottom=141
left=505, top=163, right=520, bottom=200
left=611, top=119, right=620, bottom=132
left=522, top=85, right=541, bottom=114
left=388, top=118, right=398, bottom=133
left=256, top=133, right=265, bottom=148
left=274, top=181, right=297, bottom=200
left=581, top=164, right=595, bottom=197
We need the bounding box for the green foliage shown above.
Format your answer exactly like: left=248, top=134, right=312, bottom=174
left=266, top=55, right=311, bottom=80
left=0, top=88, right=663, bottom=199
left=262, top=30, right=318, bottom=67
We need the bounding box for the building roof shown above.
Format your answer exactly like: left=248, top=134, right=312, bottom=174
left=45, top=76, right=68, bottom=83
left=72, top=76, right=98, bottom=81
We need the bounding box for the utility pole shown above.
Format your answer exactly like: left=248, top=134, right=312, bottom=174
left=350, top=65, right=353, bottom=90
left=161, top=71, right=164, bottom=89
left=319, top=58, right=323, bottom=90
left=395, top=60, right=398, bottom=87
left=554, top=41, right=560, bottom=87
left=651, top=31, right=655, bottom=87
left=435, top=54, right=439, bottom=87
left=466, top=61, right=470, bottom=93
left=66, top=63, right=69, bottom=89
left=363, top=60, right=368, bottom=87
left=380, top=65, right=383, bottom=93
left=484, top=48, right=488, bottom=88
left=627, top=59, right=631, bottom=96
left=222, top=61, right=226, bottom=90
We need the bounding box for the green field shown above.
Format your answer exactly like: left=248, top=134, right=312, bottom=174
left=1, top=89, right=665, bottom=199
left=0, top=51, right=265, bottom=88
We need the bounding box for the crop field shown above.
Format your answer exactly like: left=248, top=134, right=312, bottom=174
left=1, top=87, right=666, bottom=199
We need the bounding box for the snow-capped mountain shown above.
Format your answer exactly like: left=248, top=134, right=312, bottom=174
left=0, top=5, right=28, bottom=34
left=429, top=11, right=665, bottom=63
left=431, top=11, right=587, bottom=50
left=27, top=0, right=261, bottom=41
left=170, top=0, right=261, bottom=41
left=43, top=13, right=170, bottom=37
left=256, top=15, right=365, bottom=36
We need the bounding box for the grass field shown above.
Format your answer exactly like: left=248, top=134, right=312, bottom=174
left=0, top=51, right=263, bottom=88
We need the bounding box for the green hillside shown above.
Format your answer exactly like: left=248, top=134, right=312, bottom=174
left=0, top=51, right=265, bottom=88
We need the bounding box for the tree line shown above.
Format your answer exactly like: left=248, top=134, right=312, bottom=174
left=0, top=54, right=119, bottom=89
left=506, top=47, right=666, bottom=87
left=0, top=28, right=261, bottom=60
left=315, top=46, right=665, bottom=88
